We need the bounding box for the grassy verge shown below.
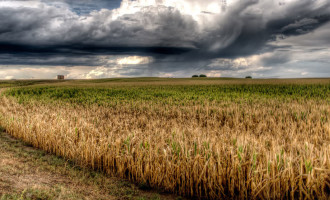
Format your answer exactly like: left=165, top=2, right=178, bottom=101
left=0, top=129, right=179, bottom=200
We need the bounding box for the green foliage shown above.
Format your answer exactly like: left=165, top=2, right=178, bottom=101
left=252, top=153, right=257, bottom=170
left=199, top=74, right=207, bottom=77
left=0, top=80, right=63, bottom=88
left=4, top=83, right=330, bottom=107
left=172, top=141, right=181, bottom=157
left=305, top=160, right=313, bottom=173
left=124, top=136, right=131, bottom=153
left=237, top=145, right=243, bottom=162
left=0, top=187, right=65, bottom=200
left=192, top=75, right=199, bottom=78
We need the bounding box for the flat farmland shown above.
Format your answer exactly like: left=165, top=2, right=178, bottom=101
left=0, top=78, right=329, bottom=199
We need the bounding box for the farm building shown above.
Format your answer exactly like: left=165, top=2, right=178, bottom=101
left=57, top=75, right=65, bottom=80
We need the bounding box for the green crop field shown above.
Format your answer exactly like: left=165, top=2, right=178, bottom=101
left=0, top=78, right=329, bottom=199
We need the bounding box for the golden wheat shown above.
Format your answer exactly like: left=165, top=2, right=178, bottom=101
left=0, top=82, right=329, bottom=199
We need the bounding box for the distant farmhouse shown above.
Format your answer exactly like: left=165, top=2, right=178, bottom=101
left=57, top=75, right=65, bottom=80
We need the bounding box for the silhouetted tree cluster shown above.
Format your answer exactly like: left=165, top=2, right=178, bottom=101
left=192, top=74, right=207, bottom=78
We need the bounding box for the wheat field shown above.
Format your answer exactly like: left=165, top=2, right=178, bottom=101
left=0, top=78, right=329, bottom=199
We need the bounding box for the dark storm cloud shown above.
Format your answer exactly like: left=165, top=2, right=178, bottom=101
left=259, top=52, right=291, bottom=67
left=266, top=2, right=330, bottom=37
left=50, top=0, right=122, bottom=14
left=0, top=43, right=193, bottom=57
left=0, top=2, right=198, bottom=64
left=0, top=0, right=329, bottom=74
left=197, top=0, right=330, bottom=59
left=0, top=53, right=107, bottom=66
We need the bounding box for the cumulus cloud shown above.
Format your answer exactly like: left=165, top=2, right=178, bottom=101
left=0, top=0, right=330, bottom=78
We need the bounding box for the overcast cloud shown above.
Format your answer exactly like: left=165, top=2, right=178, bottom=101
left=0, top=0, right=329, bottom=79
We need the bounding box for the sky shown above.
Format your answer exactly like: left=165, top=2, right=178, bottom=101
left=0, top=0, right=330, bottom=79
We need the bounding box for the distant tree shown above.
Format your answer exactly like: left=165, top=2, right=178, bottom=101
left=192, top=75, right=199, bottom=78
left=245, top=76, right=252, bottom=79
left=199, top=74, right=207, bottom=78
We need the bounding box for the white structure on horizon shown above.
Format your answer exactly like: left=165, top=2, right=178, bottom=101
left=221, top=0, right=227, bottom=11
